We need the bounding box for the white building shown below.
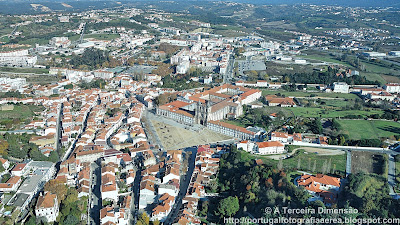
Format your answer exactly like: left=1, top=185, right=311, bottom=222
left=11, top=163, right=29, bottom=177
left=58, top=16, right=70, bottom=23
left=255, top=141, right=285, bottom=154
left=0, top=49, right=37, bottom=67
left=270, top=132, right=289, bottom=143
left=35, top=192, right=59, bottom=223
left=389, top=51, right=400, bottom=57
left=0, top=158, right=10, bottom=170
left=176, top=61, right=190, bottom=74
left=158, top=183, right=179, bottom=197
left=139, top=180, right=156, bottom=209
left=0, top=176, right=22, bottom=192
left=384, top=83, right=400, bottom=93
left=49, top=37, right=71, bottom=48
left=162, top=167, right=180, bottom=184
left=332, top=82, right=349, bottom=93
left=362, top=52, right=386, bottom=58
left=236, top=140, right=255, bottom=152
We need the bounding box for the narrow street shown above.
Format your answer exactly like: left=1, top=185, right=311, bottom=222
left=89, top=159, right=101, bottom=225
left=346, top=150, right=351, bottom=176
left=388, top=154, right=397, bottom=196
left=164, top=147, right=197, bottom=225
left=131, top=157, right=144, bottom=224
left=62, top=105, right=93, bottom=161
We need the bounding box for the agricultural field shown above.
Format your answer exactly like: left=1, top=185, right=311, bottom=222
left=351, top=151, right=387, bottom=175
left=396, top=157, right=400, bottom=185
left=0, top=67, right=49, bottom=74
left=221, top=119, right=246, bottom=128
left=300, top=50, right=400, bottom=84
left=381, top=74, right=400, bottom=83
left=264, top=61, right=316, bottom=77
left=338, top=119, right=400, bottom=140
left=0, top=104, right=45, bottom=130
left=287, top=107, right=383, bottom=118
left=212, top=25, right=249, bottom=37
left=302, top=54, right=350, bottom=66
left=85, top=33, right=121, bottom=40
left=261, top=89, right=360, bottom=100
left=261, top=90, right=385, bottom=118
left=246, top=149, right=347, bottom=175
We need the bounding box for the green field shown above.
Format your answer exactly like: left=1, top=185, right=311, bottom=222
left=362, top=61, right=398, bottom=74
left=0, top=67, right=49, bottom=74
left=301, top=51, right=393, bottom=84
left=247, top=149, right=347, bottom=174
left=0, top=104, right=43, bottom=120
left=68, top=33, right=120, bottom=41
left=0, top=104, right=44, bottom=130
left=338, top=119, right=400, bottom=140
left=302, top=54, right=350, bottom=66
left=287, top=107, right=383, bottom=118
left=297, top=98, right=357, bottom=108
left=221, top=119, right=246, bottom=128
left=262, top=90, right=359, bottom=100
left=396, top=161, right=400, bottom=185
left=360, top=72, right=387, bottom=84
left=84, top=33, right=120, bottom=40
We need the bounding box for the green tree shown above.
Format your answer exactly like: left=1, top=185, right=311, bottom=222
left=63, top=215, right=79, bottom=225
left=44, top=179, right=68, bottom=203
left=331, top=118, right=341, bottom=131
left=70, top=48, right=110, bottom=70
left=0, top=139, right=8, bottom=156
left=138, top=212, right=150, bottom=225
left=25, top=216, right=36, bottom=225
left=48, top=151, right=59, bottom=163
left=63, top=84, right=73, bottom=89
left=216, top=196, right=239, bottom=218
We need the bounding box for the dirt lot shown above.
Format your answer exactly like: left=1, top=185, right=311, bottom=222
left=266, top=146, right=344, bottom=160
left=302, top=147, right=345, bottom=156
left=351, top=151, right=387, bottom=175
left=152, top=120, right=232, bottom=150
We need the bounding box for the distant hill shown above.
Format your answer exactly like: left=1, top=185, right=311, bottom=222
left=240, top=0, right=400, bottom=8
left=0, top=0, right=398, bottom=15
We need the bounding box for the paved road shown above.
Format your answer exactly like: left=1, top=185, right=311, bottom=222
left=388, top=155, right=396, bottom=186
left=164, top=147, right=197, bottom=225
left=223, top=54, right=235, bottom=84
left=62, top=103, right=94, bottom=161
left=346, top=150, right=352, bottom=176
left=388, top=154, right=398, bottom=197
left=55, top=103, right=63, bottom=155
left=131, top=158, right=143, bottom=224
left=89, top=159, right=101, bottom=225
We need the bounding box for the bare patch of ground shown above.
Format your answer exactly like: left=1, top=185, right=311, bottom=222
left=351, top=151, right=387, bottom=175
left=301, top=147, right=345, bottom=156
left=265, top=146, right=344, bottom=160
left=382, top=75, right=400, bottom=83
left=152, top=120, right=232, bottom=150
